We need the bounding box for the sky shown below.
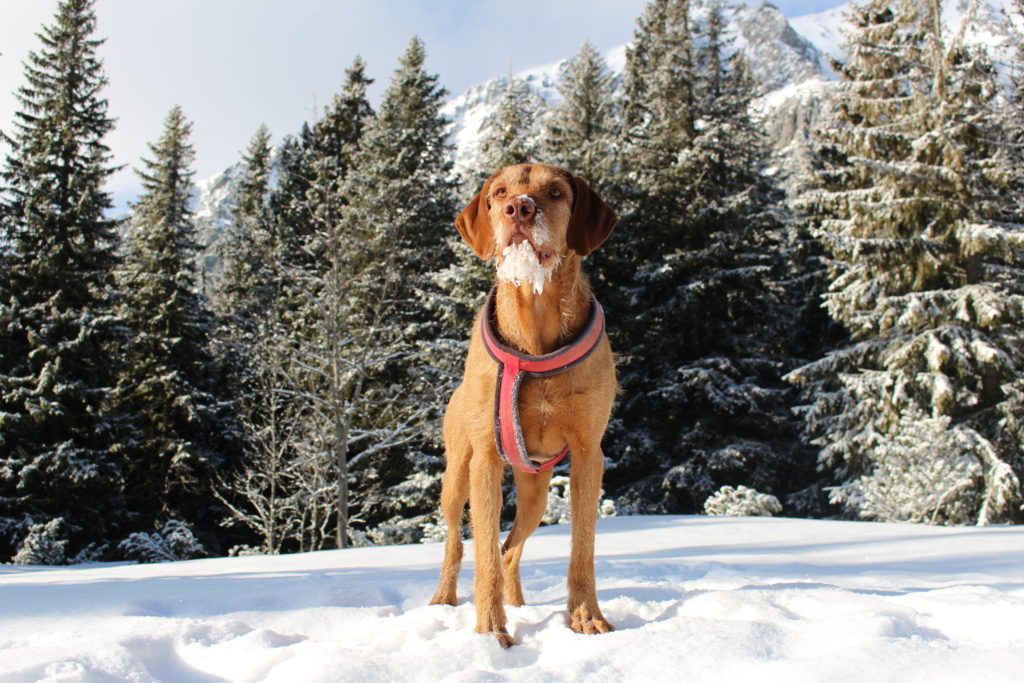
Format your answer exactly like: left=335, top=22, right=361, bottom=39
left=0, top=0, right=848, bottom=208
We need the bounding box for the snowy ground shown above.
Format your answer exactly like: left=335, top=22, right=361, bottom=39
left=2, top=515, right=1022, bottom=682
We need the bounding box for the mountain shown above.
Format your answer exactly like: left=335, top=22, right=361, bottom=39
left=793, top=0, right=1023, bottom=66
left=2, top=515, right=1022, bottom=680
left=441, top=1, right=837, bottom=189
left=193, top=161, right=243, bottom=274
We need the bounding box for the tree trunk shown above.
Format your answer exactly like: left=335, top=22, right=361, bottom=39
left=334, top=411, right=350, bottom=549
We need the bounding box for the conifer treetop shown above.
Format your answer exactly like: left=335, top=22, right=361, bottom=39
left=544, top=40, right=616, bottom=187
left=132, top=106, right=196, bottom=234
left=365, top=36, right=451, bottom=182
left=1, top=0, right=120, bottom=289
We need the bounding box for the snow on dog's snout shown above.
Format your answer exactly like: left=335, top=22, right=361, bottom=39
left=516, top=194, right=553, bottom=247
left=496, top=195, right=560, bottom=294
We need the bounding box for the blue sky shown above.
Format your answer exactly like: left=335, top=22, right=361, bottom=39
left=1, top=1, right=847, bottom=204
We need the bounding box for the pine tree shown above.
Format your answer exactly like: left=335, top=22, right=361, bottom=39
left=311, top=57, right=375, bottom=189
left=597, top=0, right=697, bottom=329
left=599, top=0, right=814, bottom=515
left=268, top=125, right=316, bottom=261
left=0, top=0, right=125, bottom=560
left=543, top=41, right=617, bottom=190
left=215, top=124, right=277, bottom=336
left=116, top=106, right=230, bottom=547
left=621, top=0, right=696, bottom=204
left=1009, top=0, right=1024, bottom=204
left=12, top=518, right=68, bottom=565
left=471, top=75, right=542, bottom=187
left=335, top=37, right=459, bottom=544
left=265, top=59, right=375, bottom=305
left=790, top=0, right=1024, bottom=525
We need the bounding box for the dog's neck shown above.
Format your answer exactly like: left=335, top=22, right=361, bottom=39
left=493, top=253, right=592, bottom=356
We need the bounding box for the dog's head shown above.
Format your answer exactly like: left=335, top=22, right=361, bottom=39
left=455, top=164, right=617, bottom=277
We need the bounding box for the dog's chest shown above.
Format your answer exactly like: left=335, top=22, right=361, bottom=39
left=517, top=375, right=574, bottom=455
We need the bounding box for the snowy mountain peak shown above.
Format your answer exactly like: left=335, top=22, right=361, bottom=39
left=789, top=2, right=850, bottom=64
left=730, top=2, right=835, bottom=89
left=440, top=1, right=831, bottom=178
left=793, top=0, right=1024, bottom=66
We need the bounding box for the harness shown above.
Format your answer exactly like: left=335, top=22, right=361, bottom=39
left=480, top=287, right=606, bottom=474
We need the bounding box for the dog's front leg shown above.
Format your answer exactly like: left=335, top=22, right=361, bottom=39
left=470, top=451, right=515, bottom=648
left=567, top=447, right=615, bottom=635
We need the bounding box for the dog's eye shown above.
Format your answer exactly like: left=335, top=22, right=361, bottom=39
left=494, top=187, right=507, bottom=199
left=549, top=188, right=564, bottom=199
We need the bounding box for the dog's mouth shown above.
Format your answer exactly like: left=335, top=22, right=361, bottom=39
left=506, top=229, right=553, bottom=265
left=496, top=233, right=561, bottom=294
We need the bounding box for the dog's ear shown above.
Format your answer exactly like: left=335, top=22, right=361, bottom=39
left=455, top=177, right=495, bottom=259
left=567, top=175, right=617, bottom=256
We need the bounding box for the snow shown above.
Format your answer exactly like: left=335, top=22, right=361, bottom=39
left=790, top=0, right=1023, bottom=82
left=496, top=239, right=559, bottom=295
left=2, top=515, right=1023, bottom=682
left=790, top=3, right=851, bottom=64
left=752, top=76, right=833, bottom=115
left=495, top=201, right=559, bottom=295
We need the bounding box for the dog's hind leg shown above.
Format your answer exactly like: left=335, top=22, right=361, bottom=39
left=429, top=401, right=471, bottom=607
left=501, top=468, right=552, bottom=606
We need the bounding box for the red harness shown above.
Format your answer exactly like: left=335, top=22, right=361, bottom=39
left=480, top=287, right=606, bottom=473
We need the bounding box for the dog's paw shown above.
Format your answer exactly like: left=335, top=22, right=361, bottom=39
left=428, top=591, right=458, bottom=607
left=487, top=629, right=518, bottom=649
left=477, top=612, right=516, bottom=648
left=569, top=604, right=615, bottom=635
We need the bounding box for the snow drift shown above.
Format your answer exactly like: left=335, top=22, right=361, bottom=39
left=2, top=515, right=1022, bottom=682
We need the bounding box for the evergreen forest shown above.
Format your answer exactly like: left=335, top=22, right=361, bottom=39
left=2, top=0, right=1022, bottom=564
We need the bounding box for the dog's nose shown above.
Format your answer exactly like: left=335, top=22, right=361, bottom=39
left=504, top=197, right=535, bottom=221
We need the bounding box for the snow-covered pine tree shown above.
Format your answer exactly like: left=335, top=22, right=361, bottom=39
left=215, top=124, right=277, bottom=337
left=676, top=1, right=821, bottom=513
left=116, top=106, right=232, bottom=550
left=12, top=518, right=68, bottom=565
left=543, top=40, right=618, bottom=192
left=789, top=0, right=1024, bottom=525
left=305, top=56, right=375, bottom=233
left=268, top=124, right=317, bottom=261
left=1009, top=0, right=1024, bottom=213
left=300, top=56, right=375, bottom=274
left=469, top=74, right=543, bottom=190
left=116, top=519, right=204, bottom=563
left=596, top=0, right=696, bottom=320
left=600, top=0, right=814, bottom=515
left=0, top=0, right=126, bottom=560
left=621, top=0, right=696, bottom=201
left=337, top=37, right=460, bottom=544
left=598, top=0, right=698, bottom=510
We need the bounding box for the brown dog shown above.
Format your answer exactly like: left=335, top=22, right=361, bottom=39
left=429, top=163, right=618, bottom=648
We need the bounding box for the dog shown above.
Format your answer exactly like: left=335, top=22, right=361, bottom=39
left=429, top=163, right=618, bottom=648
